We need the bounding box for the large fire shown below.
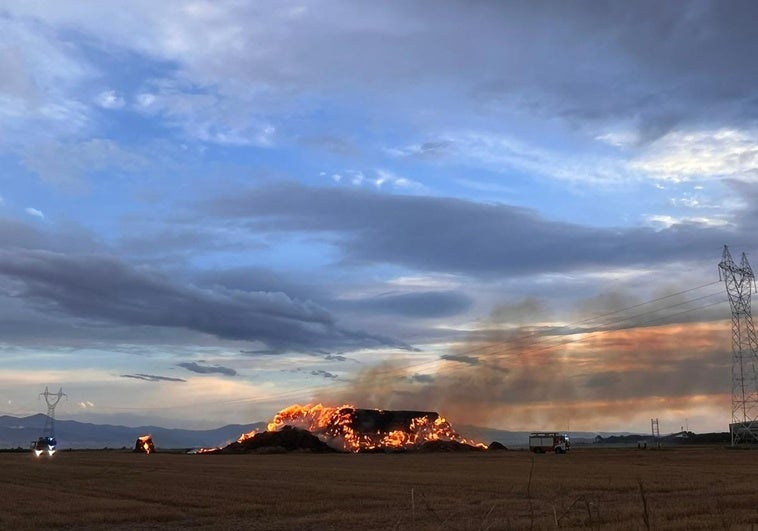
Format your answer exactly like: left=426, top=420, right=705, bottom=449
left=237, top=403, right=486, bottom=452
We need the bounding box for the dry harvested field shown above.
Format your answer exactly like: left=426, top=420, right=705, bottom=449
left=1, top=446, right=757, bottom=530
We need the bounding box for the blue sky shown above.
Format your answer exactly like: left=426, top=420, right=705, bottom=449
left=1, top=1, right=757, bottom=434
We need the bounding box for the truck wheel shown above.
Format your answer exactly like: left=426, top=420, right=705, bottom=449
left=555, top=447, right=564, bottom=454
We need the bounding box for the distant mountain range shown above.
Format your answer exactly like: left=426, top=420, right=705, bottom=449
left=0, top=414, right=265, bottom=450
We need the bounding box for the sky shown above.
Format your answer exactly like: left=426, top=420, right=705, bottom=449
left=1, top=0, right=757, bottom=434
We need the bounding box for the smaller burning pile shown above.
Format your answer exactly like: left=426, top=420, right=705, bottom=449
left=223, top=426, right=337, bottom=454
left=134, top=435, right=155, bottom=454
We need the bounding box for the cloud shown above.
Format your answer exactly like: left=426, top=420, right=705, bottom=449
left=0, top=217, right=99, bottom=254
left=204, top=183, right=744, bottom=277
left=284, top=367, right=339, bottom=379
left=133, top=86, right=278, bottom=146
left=645, top=215, right=729, bottom=230
left=372, top=169, right=424, bottom=191
left=177, top=361, right=237, bottom=377
left=440, top=354, right=480, bottom=366
left=631, top=129, right=758, bottom=183
left=192, top=266, right=326, bottom=303
left=24, top=208, right=44, bottom=219
left=388, top=140, right=454, bottom=160
left=392, top=132, right=628, bottom=185
left=344, top=290, right=472, bottom=318
left=95, top=90, right=125, bottom=109
left=120, top=373, right=186, bottom=382
left=0, top=249, right=411, bottom=353
left=300, top=135, right=358, bottom=156
left=21, top=139, right=144, bottom=191
left=0, top=14, right=92, bottom=145
left=311, top=369, right=338, bottom=379
left=239, top=349, right=283, bottom=356
left=135, top=92, right=155, bottom=108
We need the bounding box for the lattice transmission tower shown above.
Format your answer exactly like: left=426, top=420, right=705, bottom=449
left=40, top=386, right=66, bottom=438
left=651, top=418, right=660, bottom=448
left=718, top=246, right=758, bottom=444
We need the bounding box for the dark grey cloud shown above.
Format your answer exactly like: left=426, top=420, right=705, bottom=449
left=0, top=249, right=412, bottom=353
left=177, top=361, right=237, bottom=377
left=193, top=266, right=327, bottom=303
left=239, top=349, right=281, bottom=356
left=311, top=369, right=338, bottom=379
left=324, top=354, right=348, bottom=362
left=165, top=2, right=758, bottom=137
left=205, top=183, right=746, bottom=277
left=343, top=290, right=472, bottom=318
left=120, top=373, right=186, bottom=383
left=284, top=368, right=339, bottom=379
left=454, top=1, right=758, bottom=139
left=217, top=2, right=758, bottom=136
left=440, top=354, right=480, bottom=366
left=442, top=352, right=511, bottom=376
left=0, top=217, right=101, bottom=254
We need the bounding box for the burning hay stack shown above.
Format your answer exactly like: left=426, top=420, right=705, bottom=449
left=223, top=404, right=487, bottom=453
left=134, top=435, right=155, bottom=454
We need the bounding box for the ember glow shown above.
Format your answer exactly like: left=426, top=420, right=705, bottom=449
left=238, top=403, right=486, bottom=452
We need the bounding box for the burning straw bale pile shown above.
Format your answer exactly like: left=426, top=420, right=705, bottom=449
left=214, top=405, right=498, bottom=454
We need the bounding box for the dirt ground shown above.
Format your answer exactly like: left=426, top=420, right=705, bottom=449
left=1, top=446, right=757, bottom=530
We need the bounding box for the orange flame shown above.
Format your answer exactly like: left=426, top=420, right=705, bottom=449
left=137, top=434, right=153, bottom=454
left=195, top=447, right=218, bottom=454
left=238, top=403, right=486, bottom=452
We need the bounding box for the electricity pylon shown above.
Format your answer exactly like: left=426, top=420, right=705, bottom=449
left=651, top=418, right=660, bottom=448
left=718, top=246, right=758, bottom=444
left=40, top=386, right=66, bottom=438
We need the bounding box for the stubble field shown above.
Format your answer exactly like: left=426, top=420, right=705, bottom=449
left=0, top=446, right=756, bottom=530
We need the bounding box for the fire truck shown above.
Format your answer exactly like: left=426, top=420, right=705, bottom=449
left=529, top=432, right=570, bottom=454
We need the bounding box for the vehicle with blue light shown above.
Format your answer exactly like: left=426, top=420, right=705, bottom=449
left=32, top=436, right=57, bottom=457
